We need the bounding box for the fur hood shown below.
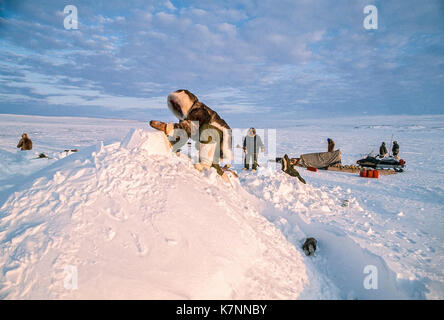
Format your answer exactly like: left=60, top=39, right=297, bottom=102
left=167, top=89, right=198, bottom=120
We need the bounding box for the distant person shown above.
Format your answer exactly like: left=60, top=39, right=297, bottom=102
left=16, top=133, right=32, bottom=151
left=392, top=141, right=400, bottom=159
left=243, top=128, right=265, bottom=172
left=327, top=138, right=335, bottom=152
left=281, top=154, right=306, bottom=184
left=379, top=142, right=388, bottom=158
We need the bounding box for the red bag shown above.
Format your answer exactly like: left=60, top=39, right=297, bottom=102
left=367, top=170, right=374, bottom=178
left=373, top=170, right=379, bottom=178
left=360, top=170, right=367, bottom=177
left=307, top=167, right=318, bottom=172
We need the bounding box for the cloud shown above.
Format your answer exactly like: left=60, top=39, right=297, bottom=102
left=164, top=0, right=176, bottom=11
left=217, top=23, right=237, bottom=36
left=0, top=0, right=443, bottom=124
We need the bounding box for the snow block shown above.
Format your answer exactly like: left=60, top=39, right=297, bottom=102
left=122, top=129, right=172, bottom=156
left=0, top=127, right=309, bottom=299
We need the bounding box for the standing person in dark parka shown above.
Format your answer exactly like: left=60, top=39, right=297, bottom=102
left=379, top=142, right=388, bottom=158
left=392, top=141, right=400, bottom=159
left=327, top=138, right=335, bottom=152
left=16, top=133, right=32, bottom=151
left=243, top=128, right=265, bottom=172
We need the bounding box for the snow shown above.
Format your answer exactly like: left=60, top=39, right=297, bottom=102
left=0, top=122, right=308, bottom=299
left=249, top=114, right=444, bottom=299
left=0, top=114, right=146, bottom=193
left=0, top=113, right=443, bottom=299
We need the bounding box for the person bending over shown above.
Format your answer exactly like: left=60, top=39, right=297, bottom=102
left=150, top=89, right=232, bottom=180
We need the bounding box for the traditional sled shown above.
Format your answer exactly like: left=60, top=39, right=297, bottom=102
left=31, top=153, right=53, bottom=160
left=272, top=157, right=398, bottom=175
left=297, top=150, right=342, bottom=169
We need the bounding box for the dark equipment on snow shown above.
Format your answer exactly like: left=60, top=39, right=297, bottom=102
left=302, top=238, right=317, bottom=256
left=357, top=155, right=405, bottom=172
left=274, top=150, right=342, bottom=170
left=32, top=153, right=53, bottom=160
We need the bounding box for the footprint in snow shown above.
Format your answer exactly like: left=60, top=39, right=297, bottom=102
left=131, top=232, right=148, bottom=255
left=165, top=238, right=178, bottom=246
left=104, top=227, right=116, bottom=241
left=105, top=208, right=127, bottom=221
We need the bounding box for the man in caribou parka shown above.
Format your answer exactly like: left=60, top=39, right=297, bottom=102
left=150, top=89, right=232, bottom=177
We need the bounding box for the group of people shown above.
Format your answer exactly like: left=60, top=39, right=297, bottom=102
left=88, top=89, right=403, bottom=186
left=378, top=141, right=400, bottom=159
left=147, top=91, right=353, bottom=185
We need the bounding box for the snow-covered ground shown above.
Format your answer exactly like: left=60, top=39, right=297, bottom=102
left=0, top=114, right=146, bottom=194
left=0, top=114, right=443, bottom=299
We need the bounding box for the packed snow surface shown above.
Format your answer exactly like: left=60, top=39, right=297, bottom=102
left=0, top=121, right=308, bottom=299
left=0, top=114, right=443, bottom=299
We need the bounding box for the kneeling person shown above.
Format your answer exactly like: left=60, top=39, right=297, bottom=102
left=281, top=154, right=306, bottom=184
left=17, top=133, right=32, bottom=151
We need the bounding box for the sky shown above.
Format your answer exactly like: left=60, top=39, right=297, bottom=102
left=0, top=0, right=443, bottom=127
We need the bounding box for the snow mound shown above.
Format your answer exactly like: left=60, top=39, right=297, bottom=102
left=121, top=128, right=171, bottom=156
left=242, top=168, right=363, bottom=223
left=0, top=130, right=308, bottom=299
